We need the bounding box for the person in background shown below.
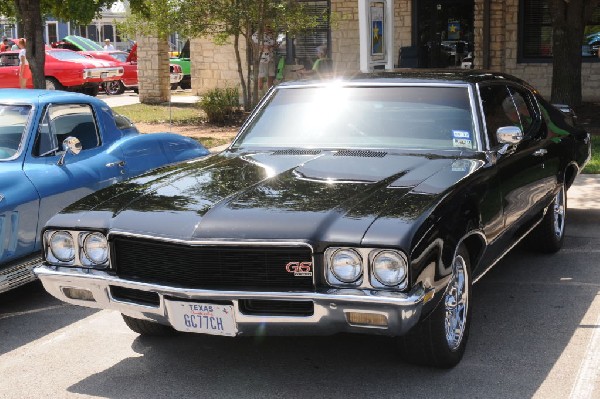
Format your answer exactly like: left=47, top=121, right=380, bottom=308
left=103, top=39, right=115, bottom=51
left=17, top=38, right=30, bottom=89
left=0, top=37, right=9, bottom=52
left=298, top=45, right=332, bottom=77
left=11, top=42, right=18, bottom=51
left=251, top=25, right=277, bottom=90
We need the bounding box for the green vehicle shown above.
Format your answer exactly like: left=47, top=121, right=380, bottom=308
left=170, top=40, right=191, bottom=89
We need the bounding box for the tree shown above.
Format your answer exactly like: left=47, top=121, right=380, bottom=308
left=8, top=0, right=115, bottom=89
left=550, top=0, right=600, bottom=106
left=126, top=0, right=322, bottom=110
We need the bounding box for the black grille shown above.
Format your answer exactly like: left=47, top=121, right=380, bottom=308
left=110, top=286, right=160, bottom=306
left=239, top=299, right=314, bottom=316
left=111, top=237, right=314, bottom=291
left=334, top=149, right=387, bottom=157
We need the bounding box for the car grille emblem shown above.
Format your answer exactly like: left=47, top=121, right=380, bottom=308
left=285, top=262, right=313, bottom=277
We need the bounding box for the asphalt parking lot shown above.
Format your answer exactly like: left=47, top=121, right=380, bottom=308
left=0, top=175, right=598, bottom=399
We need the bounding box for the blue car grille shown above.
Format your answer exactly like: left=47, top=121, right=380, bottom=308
left=111, top=237, right=314, bottom=291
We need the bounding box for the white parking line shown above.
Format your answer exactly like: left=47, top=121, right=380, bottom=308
left=0, top=304, right=66, bottom=320
left=569, top=296, right=600, bottom=399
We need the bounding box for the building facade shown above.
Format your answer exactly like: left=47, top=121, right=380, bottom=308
left=191, top=0, right=600, bottom=101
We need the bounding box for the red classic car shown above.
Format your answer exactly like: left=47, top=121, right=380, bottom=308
left=55, top=37, right=183, bottom=94
left=0, top=49, right=123, bottom=96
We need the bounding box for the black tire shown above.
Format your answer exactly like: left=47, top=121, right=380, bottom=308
left=399, top=245, right=472, bottom=368
left=171, top=83, right=179, bottom=90
left=45, top=77, right=64, bottom=91
left=121, top=314, right=175, bottom=336
left=82, top=85, right=100, bottom=97
left=528, top=183, right=566, bottom=253
left=180, top=80, right=191, bottom=90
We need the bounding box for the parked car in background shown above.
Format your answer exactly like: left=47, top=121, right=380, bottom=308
left=55, top=36, right=184, bottom=94
left=169, top=39, right=191, bottom=89
left=0, top=89, right=209, bottom=293
left=0, top=49, right=123, bottom=96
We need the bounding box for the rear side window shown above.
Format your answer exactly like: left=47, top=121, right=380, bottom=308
left=34, top=103, right=100, bottom=156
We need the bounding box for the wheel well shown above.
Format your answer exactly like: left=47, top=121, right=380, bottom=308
left=461, top=233, right=486, bottom=271
left=564, top=164, right=578, bottom=190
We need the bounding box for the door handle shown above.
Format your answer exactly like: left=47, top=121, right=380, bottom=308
left=532, top=149, right=547, bottom=157
left=106, top=160, right=126, bottom=168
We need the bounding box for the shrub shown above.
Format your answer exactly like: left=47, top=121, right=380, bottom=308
left=199, top=87, right=241, bottom=123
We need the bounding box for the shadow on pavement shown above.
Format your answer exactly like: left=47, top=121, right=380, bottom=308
left=67, top=231, right=600, bottom=398
left=0, top=281, right=98, bottom=355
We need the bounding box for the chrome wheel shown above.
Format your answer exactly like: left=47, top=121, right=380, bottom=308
left=444, top=254, right=469, bottom=351
left=45, top=79, right=57, bottom=90
left=553, top=186, right=566, bottom=239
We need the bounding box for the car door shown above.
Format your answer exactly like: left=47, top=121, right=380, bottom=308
left=22, top=102, right=127, bottom=246
left=0, top=53, right=21, bottom=88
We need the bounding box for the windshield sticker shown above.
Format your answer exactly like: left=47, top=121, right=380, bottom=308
left=453, top=138, right=472, bottom=148
left=452, top=130, right=471, bottom=139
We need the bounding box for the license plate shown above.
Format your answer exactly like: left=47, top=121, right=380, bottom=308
left=165, top=300, right=237, bottom=337
left=101, top=72, right=108, bottom=80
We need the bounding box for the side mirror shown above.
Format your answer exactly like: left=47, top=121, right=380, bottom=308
left=57, top=136, right=82, bottom=166
left=496, top=126, right=523, bottom=145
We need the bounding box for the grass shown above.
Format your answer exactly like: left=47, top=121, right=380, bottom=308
left=112, top=103, right=204, bottom=125
left=582, top=135, right=600, bottom=174
left=193, top=137, right=233, bottom=149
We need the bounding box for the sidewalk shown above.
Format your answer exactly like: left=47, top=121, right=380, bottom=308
left=98, top=92, right=200, bottom=108
left=570, top=174, right=600, bottom=210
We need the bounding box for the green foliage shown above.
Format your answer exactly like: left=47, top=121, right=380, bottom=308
left=5, top=0, right=115, bottom=25
left=199, top=87, right=241, bottom=124
left=582, top=135, right=600, bottom=174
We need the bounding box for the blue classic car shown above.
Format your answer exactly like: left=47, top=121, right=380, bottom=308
left=0, top=89, right=209, bottom=292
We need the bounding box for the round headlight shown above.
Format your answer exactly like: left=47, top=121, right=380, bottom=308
left=330, top=249, right=363, bottom=283
left=49, top=231, right=75, bottom=262
left=83, top=233, right=109, bottom=264
left=372, top=250, right=407, bottom=287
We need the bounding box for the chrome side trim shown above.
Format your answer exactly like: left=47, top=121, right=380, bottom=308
left=0, top=255, right=42, bottom=293
left=472, top=209, right=546, bottom=284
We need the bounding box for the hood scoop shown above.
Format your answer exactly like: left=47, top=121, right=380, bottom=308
left=334, top=149, right=387, bottom=158
left=271, top=149, right=322, bottom=156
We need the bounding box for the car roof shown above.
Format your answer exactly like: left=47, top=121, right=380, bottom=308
left=0, top=89, right=105, bottom=105
left=278, top=69, right=528, bottom=87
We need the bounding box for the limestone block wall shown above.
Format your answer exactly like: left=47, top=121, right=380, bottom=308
left=474, top=0, right=600, bottom=102
left=191, top=37, right=246, bottom=95
left=137, top=36, right=170, bottom=103
left=330, top=0, right=412, bottom=72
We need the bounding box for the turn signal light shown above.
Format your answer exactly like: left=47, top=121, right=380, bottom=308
left=62, top=287, right=95, bottom=302
left=345, top=312, right=388, bottom=328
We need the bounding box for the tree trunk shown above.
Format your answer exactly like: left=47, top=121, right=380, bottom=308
left=550, top=0, right=600, bottom=106
left=233, top=33, right=249, bottom=111
left=14, top=0, right=46, bottom=89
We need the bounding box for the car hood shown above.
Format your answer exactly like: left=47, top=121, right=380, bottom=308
left=52, top=150, right=483, bottom=248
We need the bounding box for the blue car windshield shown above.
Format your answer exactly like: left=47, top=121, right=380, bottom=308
left=233, top=85, right=477, bottom=151
left=0, top=104, right=31, bottom=160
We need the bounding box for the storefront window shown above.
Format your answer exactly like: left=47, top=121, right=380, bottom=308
left=521, top=0, right=600, bottom=59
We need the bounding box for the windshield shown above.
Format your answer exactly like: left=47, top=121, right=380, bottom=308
left=109, top=52, right=128, bottom=62
left=233, top=85, right=477, bottom=151
left=47, top=50, right=89, bottom=61
left=0, top=104, right=31, bottom=160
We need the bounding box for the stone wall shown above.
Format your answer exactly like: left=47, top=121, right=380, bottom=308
left=137, top=36, right=170, bottom=104
left=191, top=37, right=246, bottom=95
left=474, top=0, right=600, bottom=102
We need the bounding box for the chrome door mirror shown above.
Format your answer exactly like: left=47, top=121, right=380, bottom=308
left=57, top=136, right=82, bottom=166
left=496, top=126, right=523, bottom=145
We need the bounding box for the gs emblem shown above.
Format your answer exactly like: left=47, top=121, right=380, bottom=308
left=285, top=261, right=313, bottom=277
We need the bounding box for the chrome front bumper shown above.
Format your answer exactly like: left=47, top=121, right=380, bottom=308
left=170, top=72, right=183, bottom=84
left=34, top=265, right=428, bottom=337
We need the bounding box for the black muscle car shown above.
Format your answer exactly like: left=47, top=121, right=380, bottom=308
left=35, top=71, right=591, bottom=368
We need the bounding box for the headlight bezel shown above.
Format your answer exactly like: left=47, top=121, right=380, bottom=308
left=81, top=232, right=109, bottom=266
left=325, top=247, right=364, bottom=285
left=325, top=247, right=409, bottom=290
left=369, top=249, right=409, bottom=289
left=48, top=231, right=76, bottom=263
left=44, top=229, right=110, bottom=268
